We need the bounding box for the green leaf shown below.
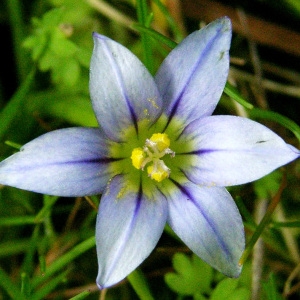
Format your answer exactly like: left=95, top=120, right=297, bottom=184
left=194, top=293, right=208, bottom=300
left=52, top=58, right=81, bottom=86
left=165, top=253, right=213, bottom=295
left=262, top=273, right=284, bottom=300
left=50, top=29, right=78, bottom=57
left=27, top=91, right=97, bottom=127
left=127, top=269, right=155, bottom=300
left=69, top=290, right=91, bottom=300
left=210, top=278, right=250, bottom=300
left=224, top=82, right=254, bottom=109
left=254, top=171, right=282, bottom=199
left=133, top=24, right=178, bottom=49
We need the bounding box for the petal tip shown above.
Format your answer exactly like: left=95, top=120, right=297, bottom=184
left=225, top=262, right=243, bottom=278
left=96, top=278, right=109, bottom=290
left=210, top=16, right=231, bottom=33
left=92, top=32, right=109, bottom=42
left=220, top=16, right=231, bottom=28
left=96, top=272, right=113, bottom=290
left=96, top=282, right=104, bottom=290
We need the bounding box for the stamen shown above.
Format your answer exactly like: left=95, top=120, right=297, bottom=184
left=130, top=133, right=175, bottom=182
left=131, top=148, right=145, bottom=169
left=149, top=133, right=170, bottom=151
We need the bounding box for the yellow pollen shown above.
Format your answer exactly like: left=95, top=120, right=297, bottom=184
left=149, top=133, right=170, bottom=152
left=130, top=133, right=174, bottom=182
left=131, top=147, right=145, bottom=169
left=147, top=163, right=169, bottom=182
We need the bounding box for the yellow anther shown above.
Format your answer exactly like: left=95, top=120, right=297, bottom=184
left=147, top=164, right=169, bottom=182
left=149, top=133, right=170, bottom=152
left=130, top=133, right=174, bottom=182
left=131, top=147, right=145, bottom=169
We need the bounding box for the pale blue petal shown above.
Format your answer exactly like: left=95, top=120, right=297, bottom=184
left=179, top=115, right=300, bottom=186
left=155, top=17, right=231, bottom=127
left=0, top=128, right=112, bottom=196
left=90, top=33, right=163, bottom=141
left=167, top=180, right=244, bottom=277
left=96, top=175, right=168, bottom=289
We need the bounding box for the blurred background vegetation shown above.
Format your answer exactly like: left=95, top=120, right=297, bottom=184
left=0, top=0, right=300, bottom=299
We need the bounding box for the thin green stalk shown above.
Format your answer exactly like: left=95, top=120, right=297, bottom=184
left=271, top=221, right=300, bottom=228
left=32, top=236, right=95, bottom=288
left=31, top=270, right=69, bottom=300
left=21, top=225, right=41, bottom=275
left=21, top=272, right=31, bottom=298
left=0, top=68, right=36, bottom=141
left=0, top=267, right=27, bottom=300
left=235, top=196, right=256, bottom=226
left=34, top=196, right=59, bottom=223
left=0, top=239, right=31, bottom=257
left=136, top=0, right=154, bottom=74
left=0, top=216, right=37, bottom=226
left=224, top=82, right=254, bottom=109
left=239, top=174, right=287, bottom=266
left=133, top=24, right=177, bottom=49
left=5, top=0, right=29, bottom=81
left=69, top=290, right=92, bottom=300
left=127, top=269, right=155, bottom=300
left=151, top=0, right=184, bottom=41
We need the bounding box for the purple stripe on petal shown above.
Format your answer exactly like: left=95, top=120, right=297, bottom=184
left=179, top=149, right=215, bottom=155
left=96, top=175, right=168, bottom=288
left=90, top=34, right=163, bottom=141
left=166, top=30, right=223, bottom=128
left=0, top=127, right=112, bottom=196
left=155, top=18, right=231, bottom=127
left=167, top=181, right=244, bottom=277
left=169, top=178, right=230, bottom=258
left=58, top=157, right=123, bottom=165
left=179, top=115, right=300, bottom=186
left=101, top=41, right=139, bottom=134
left=101, top=183, right=143, bottom=283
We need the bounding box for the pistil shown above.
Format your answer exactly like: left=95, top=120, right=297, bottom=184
left=131, top=133, right=175, bottom=182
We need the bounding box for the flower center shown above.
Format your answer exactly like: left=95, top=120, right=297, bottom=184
left=130, top=133, right=175, bottom=182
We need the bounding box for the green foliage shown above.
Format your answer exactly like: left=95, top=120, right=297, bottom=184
left=1, top=0, right=300, bottom=299
left=254, top=171, right=282, bottom=199
left=210, top=278, right=250, bottom=300
left=165, top=253, right=213, bottom=296
left=262, top=273, right=284, bottom=300
left=127, top=269, right=155, bottom=300
left=165, top=253, right=250, bottom=299
left=23, top=8, right=91, bottom=88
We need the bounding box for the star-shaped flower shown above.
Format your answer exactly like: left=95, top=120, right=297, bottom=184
left=0, top=17, right=299, bottom=289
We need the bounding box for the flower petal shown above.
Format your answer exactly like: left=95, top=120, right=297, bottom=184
left=166, top=180, right=244, bottom=277
left=0, top=128, right=111, bottom=196
left=96, top=175, right=168, bottom=289
left=90, top=33, right=163, bottom=141
left=155, top=17, right=231, bottom=126
left=180, top=115, right=300, bottom=186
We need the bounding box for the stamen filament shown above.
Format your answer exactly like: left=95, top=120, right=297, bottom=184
left=130, top=133, right=175, bottom=182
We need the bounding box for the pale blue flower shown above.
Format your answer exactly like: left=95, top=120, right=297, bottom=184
left=0, top=17, right=299, bottom=289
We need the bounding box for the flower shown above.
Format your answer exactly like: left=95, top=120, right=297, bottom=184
left=0, top=17, right=299, bottom=289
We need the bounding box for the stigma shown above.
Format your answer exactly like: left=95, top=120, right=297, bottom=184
left=131, top=133, right=175, bottom=182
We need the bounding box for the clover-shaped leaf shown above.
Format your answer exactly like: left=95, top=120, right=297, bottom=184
left=210, top=278, right=250, bottom=300
left=165, top=253, right=213, bottom=296
left=23, top=7, right=87, bottom=87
